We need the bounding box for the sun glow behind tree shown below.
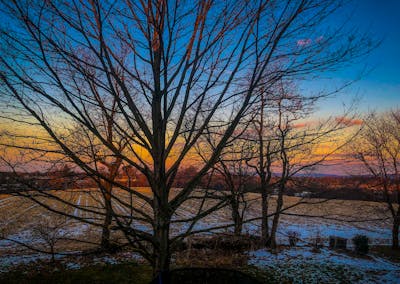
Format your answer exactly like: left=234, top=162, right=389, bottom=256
left=0, top=0, right=375, bottom=274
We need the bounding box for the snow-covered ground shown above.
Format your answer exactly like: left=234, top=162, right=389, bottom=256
left=249, top=246, right=400, bottom=284
left=0, top=189, right=396, bottom=277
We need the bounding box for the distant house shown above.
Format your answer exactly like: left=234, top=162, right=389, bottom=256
left=271, top=187, right=279, bottom=195
left=294, top=191, right=312, bottom=198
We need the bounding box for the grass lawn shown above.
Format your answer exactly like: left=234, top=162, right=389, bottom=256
left=2, top=245, right=399, bottom=284
left=0, top=261, right=280, bottom=284
left=0, top=262, right=153, bottom=284
left=1, top=258, right=397, bottom=284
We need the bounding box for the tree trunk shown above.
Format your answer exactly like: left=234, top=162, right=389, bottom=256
left=50, top=246, right=55, bottom=264
left=393, top=219, right=399, bottom=250
left=154, top=213, right=171, bottom=275
left=231, top=197, right=242, bottom=236
left=101, top=197, right=112, bottom=250
left=261, top=189, right=269, bottom=246
left=269, top=190, right=283, bottom=249
left=100, top=157, right=122, bottom=251
left=101, top=183, right=113, bottom=250
left=153, top=177, right=171, bottom=275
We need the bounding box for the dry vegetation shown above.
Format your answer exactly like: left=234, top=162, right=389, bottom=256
left=0, top=189, right=393, bottom=261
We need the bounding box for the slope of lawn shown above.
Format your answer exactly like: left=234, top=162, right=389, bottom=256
left=0, top=262, right=153, bottom=284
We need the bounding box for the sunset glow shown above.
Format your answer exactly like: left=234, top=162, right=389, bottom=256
left=0, top=0, right=399, bottom=282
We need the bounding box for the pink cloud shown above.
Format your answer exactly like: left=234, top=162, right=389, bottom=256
left=292, top=122, right=309, bottom=129
left=297, top=38, right=312, bottom=46
left=315, top=36, right=324, bottom=43
left=335, top=116, right=363, bottom=127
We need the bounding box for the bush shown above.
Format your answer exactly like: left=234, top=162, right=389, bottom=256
left=313, top=231, right=323, bottom=250
left=352, top=235, right=369, bottom=255
left=287, top=231, right=300, bottom=247
left=189, top=234, right=260, bottom=251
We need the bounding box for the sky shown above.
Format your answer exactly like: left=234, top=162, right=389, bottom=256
left=309, top=0, right=400, bottom=117
left=0, top=0, right=399, bottom=176
left=293, top=0, right=400, bottom=175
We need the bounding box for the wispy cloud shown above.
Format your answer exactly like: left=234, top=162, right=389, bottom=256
left=292, top=122, right=309, bottom=129
left=297, top=38, right=312, bottom=46
left=335, top=116, right=363, bottom=126
left=315, top=36, right=324, bottom=43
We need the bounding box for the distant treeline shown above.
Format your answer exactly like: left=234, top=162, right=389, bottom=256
left=0, top=168, right=392, bottom=202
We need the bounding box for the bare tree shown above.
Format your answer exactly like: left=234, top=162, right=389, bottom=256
left=198, top=129, right=254, bottom=236
left=32, top=214, right=70, bottom=264
left=248, top=80, right=360, bottom=248
left=0, top=0, right=373, bottom=273
left=69, top=97, right=129, bottom=251
left=351, top=110, right=400, bottom=249
left=247, top=88, right=278, bottom=245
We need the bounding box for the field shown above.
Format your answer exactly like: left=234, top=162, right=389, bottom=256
left=0, top=188, right=398, bottom=283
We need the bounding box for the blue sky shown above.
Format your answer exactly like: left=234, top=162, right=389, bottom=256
left=306, top=0, right=400, bottom=117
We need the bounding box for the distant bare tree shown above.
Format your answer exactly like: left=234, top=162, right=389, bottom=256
left=69, top=95, right=129, bottom=251
left=0, top=0, right=374, bottom=274
left=32, top=214, right=70, bottom=263
left=197, top=129, right=254, bottom=236
left=248, top=80, right=360, bottom=248
left=352, top=110, right=400, bottom=249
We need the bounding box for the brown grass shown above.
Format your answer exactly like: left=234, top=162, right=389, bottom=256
left=371, top=245, right=400, bottom=263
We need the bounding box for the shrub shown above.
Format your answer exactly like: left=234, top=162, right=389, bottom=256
left=352, top=235, right=369, bottom=255
left=329, top=236, right=347, bottom=250
left=313, top=231, right=323, bottom=251
left=287, top=231, right=300, bottom=247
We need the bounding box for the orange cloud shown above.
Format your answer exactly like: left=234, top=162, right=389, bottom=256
left=335, top=116, right=363, bottom=127
left=292, top=122, right=309, bottom=129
